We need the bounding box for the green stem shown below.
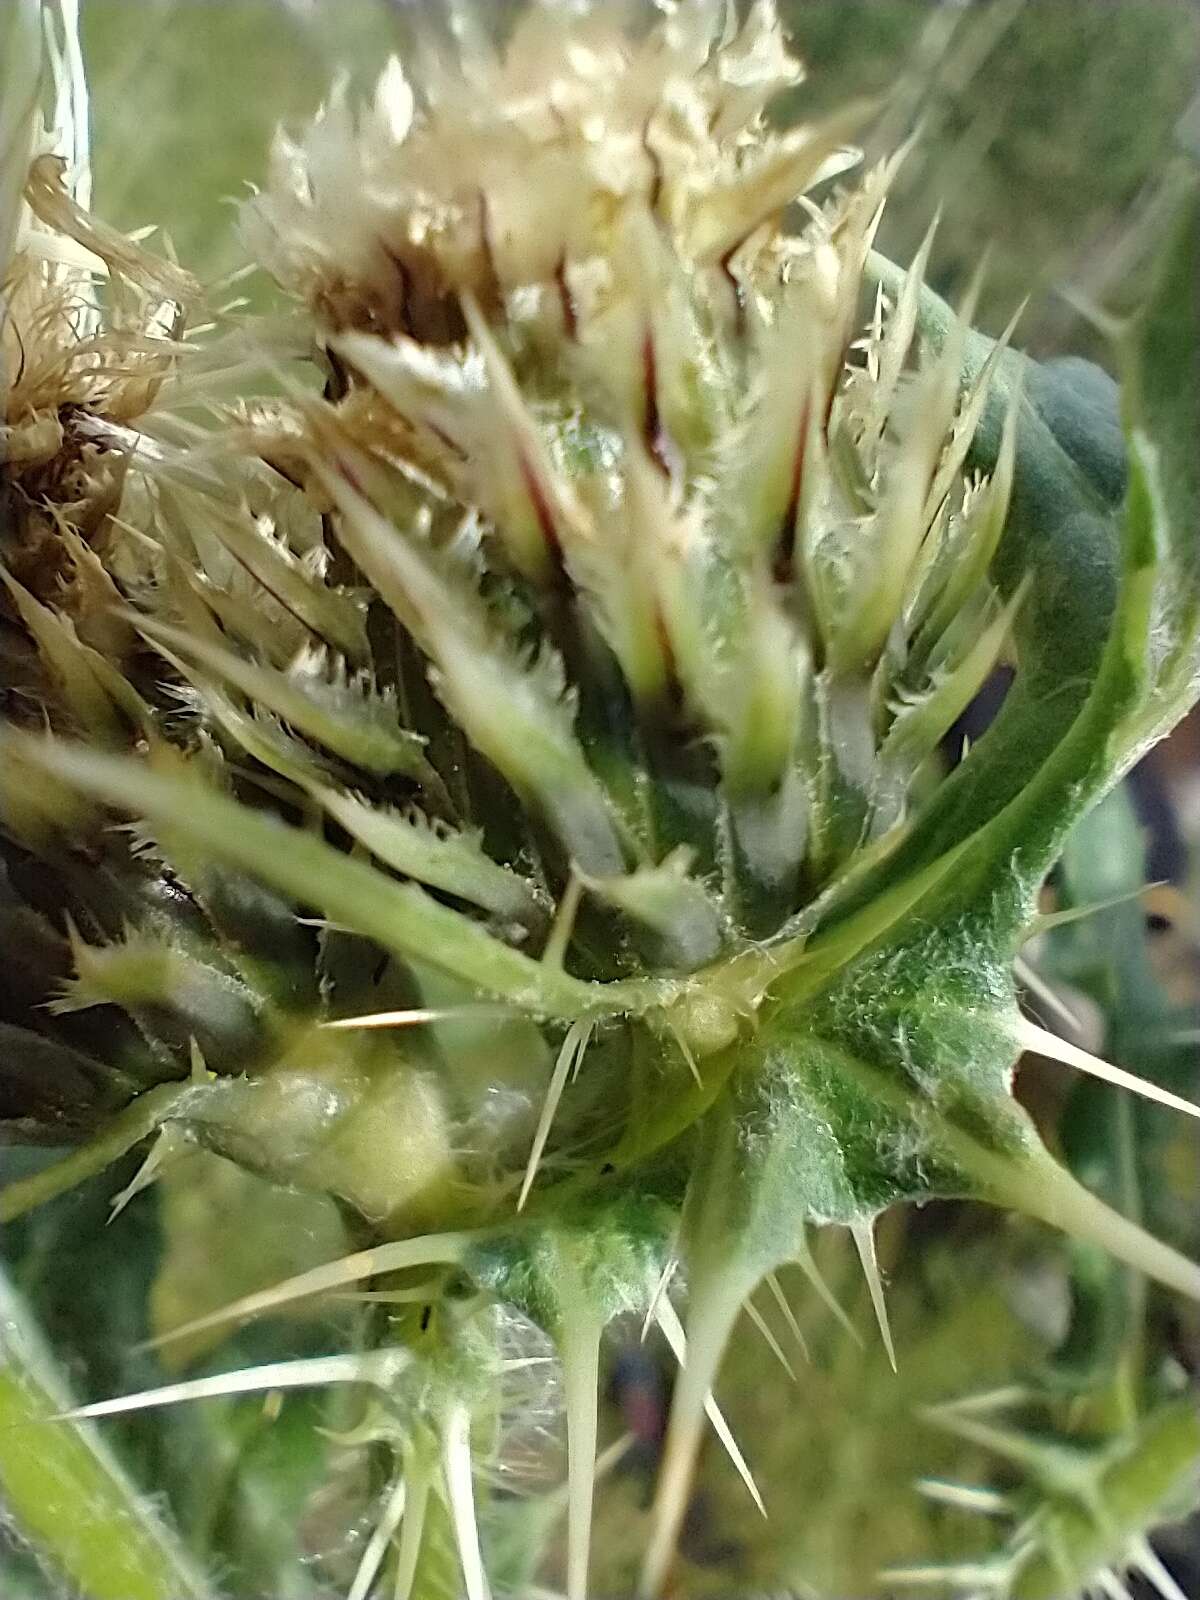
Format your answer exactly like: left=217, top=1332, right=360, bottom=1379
left=558, top=1308, right=601, bottom=1600
left=0, top=1081, right=193, bottom=1223
left=0, top=1266, right=215, bottom=1600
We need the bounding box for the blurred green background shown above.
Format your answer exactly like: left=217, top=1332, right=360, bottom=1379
left=80, top=0, right=1200, bottom=348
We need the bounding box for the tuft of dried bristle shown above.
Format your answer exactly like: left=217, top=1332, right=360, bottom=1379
left=241, top=1, right=860, bottom=337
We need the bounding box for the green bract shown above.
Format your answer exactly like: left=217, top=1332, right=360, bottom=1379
left=1, top=3, right=1198, bottom=1596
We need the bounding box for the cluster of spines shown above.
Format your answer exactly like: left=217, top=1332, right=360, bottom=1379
left=885, top=1391, right=1199, bottom=1600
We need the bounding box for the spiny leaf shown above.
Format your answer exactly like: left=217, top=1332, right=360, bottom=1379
left=830, top=180, right=1198, bottom=939
left=135, top=613, right=431, bottom=780
left=579, top=851, right=725, bottom=972
left=875, top=584, right=1025, bottom=803
left=160, top=488, right=369, bottom=662
left=316, top=459, right=628, bottom=877
left=312, top=785, right=545, bottom=931
left=826, top=309, right=966, bottom=678
left=870, top=214, right=939, bottom=446
left=54, top=920, right=260, bottom=1034
left=337, top=320, right=578, bottom=589
left=1, top=568, right=145, bottom=741
left=0, top=732, right=629, bottom=1020
left=683, top=102, right=867, bottom=262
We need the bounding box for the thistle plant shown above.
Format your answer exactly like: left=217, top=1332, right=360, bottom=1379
left=2, top=3, right=1199, bottom=1598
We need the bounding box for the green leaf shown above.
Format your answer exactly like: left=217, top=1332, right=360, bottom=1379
left=136, top=614, right=433, bottom=783
left=833, top=177, right=1200, bottom=943
left=162, top=490, right=370, bottom=664
left=312, top=786, right=545, bottom=933
left=0, top=1265, right=215, bottom=1600
left=318, top=462, right=628, bottom=878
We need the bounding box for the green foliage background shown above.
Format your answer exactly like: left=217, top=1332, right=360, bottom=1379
left=80, top=0, right=1200, bottom=342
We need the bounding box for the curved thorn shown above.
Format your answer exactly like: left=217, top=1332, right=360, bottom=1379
left=879, top=1560, right=1010, bottom=1589
left=915, top=1479, right=1011, bottom=1516
left=743, top=1297, right=796, bottom=1383
left=54, top=1351, right=403, bottom=1423
left=793, top=1233, right=863, bottom=1346
left=640, top=1257, right=679, bottom=1342
left=543, top=871, right=584, bottom=971
left=665, top=1017, right=704, bottom=1089
left=1014, top=955, right=1084, bottom=1036
left=654, top=1296, right=764, bottom=1513
left=107, top=1127, right=175, bottom=1223
left=321, top=1005, right=514, bottom=1031
left=763, top=1272, right=809, bottom=1362
left=924, top=1386, right=1034, bottom=1418
left=1025, top=883, right=1160, bottom=938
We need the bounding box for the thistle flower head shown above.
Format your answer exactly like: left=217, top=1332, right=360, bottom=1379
left=227, top=0, right=1019, bottom=956
left=242, top=0, right=863, bottom=339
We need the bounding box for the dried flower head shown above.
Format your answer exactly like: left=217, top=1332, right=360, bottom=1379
left=241, top=0, right=861, bottom=337
left=3, top=99, right=196, bottom=614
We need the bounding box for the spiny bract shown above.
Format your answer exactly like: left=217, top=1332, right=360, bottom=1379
left=1, top=2, right=1199, bottom=1597
left=887, top=1390, right=1200, bottom=1600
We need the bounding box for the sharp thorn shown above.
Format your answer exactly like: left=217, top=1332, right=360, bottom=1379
left=792, top=1233, right=863, bottom=1347
left=743, top=1296, right=797, bottom=1382
left=1018, top=1018, right=1200, bottom=1124
left=139, top=1231, right=474, bottom=1352
left=347, top=1470, right=407, bottom=1600
left=518, top=1020, right=592, bottom=1211
left=652, top=1297, right=765, bottom=1517
left=763, top=1272, right=809, bottom=1362
left=442, top=1404, right=492, bottom=1600
left=850, top=1219, right=897, bottom=1372
left=54, top=1351, right=401, bottom=1423
left=1131, top=1538, right=1189, bottom=1600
